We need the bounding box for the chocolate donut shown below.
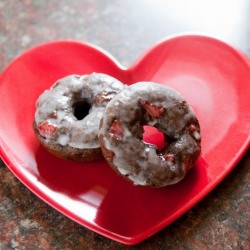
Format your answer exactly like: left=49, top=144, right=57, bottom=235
left=34, top=73, right=125, bottom=161
left=99, top=82, right=201, bottom=187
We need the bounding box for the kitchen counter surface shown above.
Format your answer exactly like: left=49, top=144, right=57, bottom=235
left=0, top=1, right=250, bottom=249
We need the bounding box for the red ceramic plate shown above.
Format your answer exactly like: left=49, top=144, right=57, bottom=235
left=0, top=35, right=250, bottom=245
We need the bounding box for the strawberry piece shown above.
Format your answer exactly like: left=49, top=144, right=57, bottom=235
left=188, top=124, right=196, bottom=132
left=95, top=91, right=117, bottom=103
left=38, top=121, right=57, bottom=138
left=185, top=162, right=191, bottom=171
left=105, top=150, right=115, bottom=160
left=109, top=120, right=124, bottom=140
left=184, top=159, right=192, bottom=171
left=51, top=111, right=58, bottom=118
left=140, top=100, right=165, bottom=118
left=164, top=153, right=175, bottom=162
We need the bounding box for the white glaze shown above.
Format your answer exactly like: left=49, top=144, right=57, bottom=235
left=99, top=82, right=201, bottom=187
left=35, top=73, right=125, bottom=149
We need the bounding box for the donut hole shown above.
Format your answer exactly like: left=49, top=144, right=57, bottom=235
left=73, top=100, right=91, bottom=120
left=143, top=125, right=165, bottom=150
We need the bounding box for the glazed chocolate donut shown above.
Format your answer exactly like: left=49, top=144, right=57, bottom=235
left=99, top=82, right=201, bottom=187
left=34, top=73, right=125, bottom=161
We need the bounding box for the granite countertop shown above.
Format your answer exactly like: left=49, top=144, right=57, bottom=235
left=0, top=1, right=250, bottom=249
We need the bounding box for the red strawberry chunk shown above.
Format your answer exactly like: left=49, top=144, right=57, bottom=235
left=140, top=100, right=165, bottom=118
left=164, top=153, right=175, bottom=162
left=109, top=120, right=124, bottom=140
left=105, top=150, right=115, bottom=160
left=184, top=159, right=191, bottom=171
left=38, top=121, right=57, bottom=138
left=185, top=163, right=191, bottom=171
left=95, top=91, right=117, bottom=103
left=188, top=124, right=196, bottom=132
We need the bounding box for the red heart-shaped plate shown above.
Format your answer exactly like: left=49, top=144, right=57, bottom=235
left=0, top=35, right=250, bottom=245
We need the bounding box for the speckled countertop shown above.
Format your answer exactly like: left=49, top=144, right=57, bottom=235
left=0, top=1, right=250, bottom=249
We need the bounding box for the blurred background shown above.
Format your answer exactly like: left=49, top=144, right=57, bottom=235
left=1, top=0, right=250, bottom=70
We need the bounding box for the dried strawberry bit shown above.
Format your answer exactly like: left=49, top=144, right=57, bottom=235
left=105, top=150, right=115, bottom=160
left=38, top=121, right=57, bottom=138
left=49, top=111, right=57, bottom=119
left=109, top=120, right=124, bottom=140
left=164, top=153, right=175, bottom=162
left=140, top=100, right=165, bottom=119
left=184, top=159, right=192, bottom=171
left=188, top=124, right=196, bottom=132
left=95, top=91, right=117, bottom=104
